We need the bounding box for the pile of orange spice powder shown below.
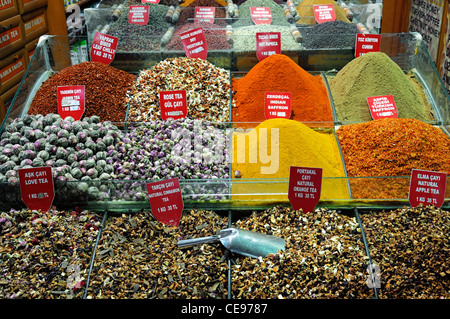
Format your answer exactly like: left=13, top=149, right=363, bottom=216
left=232, top=54, right=333, bottom=124
left=336, top=118, right=450, bottom=199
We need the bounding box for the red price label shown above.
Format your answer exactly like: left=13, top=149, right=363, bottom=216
left=194, top=7, right=215, bottom=23
left=409, top=169, right=447, bottom=208
left=147, top=178, right=184, bottom=227
left=366, top=95, right=398, bottom=120
left=159, top=90, right=187, bottom=120
left=18, top=167, right=55, bottom=212
left=180, top=27, right=208, bottom=60
left=90, top=32, right=118, bottom=65
left=256, top=32, right=280, bottom=61
left=129, top=6, right=149, bottom=25
left=57, top=85, right=85, bottom=121
left=288, top=166, right=322, bottom=213
left=250, top=7, right=272, bottom=25
left=313, top=5, right=336, bottom=24
left=264, top=91, right=291, bottom=119
left=355, top=33, right=381, bottom=57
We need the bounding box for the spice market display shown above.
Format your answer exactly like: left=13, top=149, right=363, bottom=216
left=0, top=0, right=449, bottom=301
left=232, top=54, right=332, bottom=123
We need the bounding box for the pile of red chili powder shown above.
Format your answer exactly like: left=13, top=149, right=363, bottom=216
left=28, top=62, right=136, bottom=122
left=337, top=118, right=450, bottom=199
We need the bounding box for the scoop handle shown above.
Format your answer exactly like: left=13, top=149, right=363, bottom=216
left=177, top=235, right=219, bottom=248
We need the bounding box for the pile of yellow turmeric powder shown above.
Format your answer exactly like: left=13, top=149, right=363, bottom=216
left=231, top=119, right=349, bottom=202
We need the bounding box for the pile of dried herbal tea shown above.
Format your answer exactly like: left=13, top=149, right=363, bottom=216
left=230, top=206, right=372, bottom=299
left=361, top=205, right=450, bottom=299
left=166, top=22, right=232, bottom=51
left=127, top=57, right=233, bottom=122
left=86, top=209, right=229, bottom=299
left=0, top=208, right=103, bottom=299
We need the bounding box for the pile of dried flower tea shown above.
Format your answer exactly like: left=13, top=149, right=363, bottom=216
left=0, top=207, right=102, bottom=299
left=86, top=209, right=229, bottom=299
left=329, top=52, right=435, bottom=123
left=127, top=57, right=233, bottom=122
left=166, top=22, right=231, bottom=51
left=233, top=0, right=290, bottom=27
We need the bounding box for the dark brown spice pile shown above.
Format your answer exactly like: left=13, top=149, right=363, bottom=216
left=28, top=62, right=136, bottom=123
left=361, top=205, right=450, bottom=299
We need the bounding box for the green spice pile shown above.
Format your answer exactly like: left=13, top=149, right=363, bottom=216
left=127, top=57, right=233, bottom=122
left=107, top=4, right=172, bottom=51
left=0, top=208, right=102, bottom=299
left=233, top=25, right=302, bottom=52
left=329, top=52, right=436, bottom=123
left=361, top=205, right=450, bottom=299
left=86, top=210, right=229, bottom=299
left=300, top=20, right=359, bottom=49
left=233, top=0, right=290, bottom=27
left=231, top=206, right=371, bottom=299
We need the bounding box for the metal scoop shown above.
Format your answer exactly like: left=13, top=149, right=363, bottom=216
left=178, top=227, right=286, bottom=258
